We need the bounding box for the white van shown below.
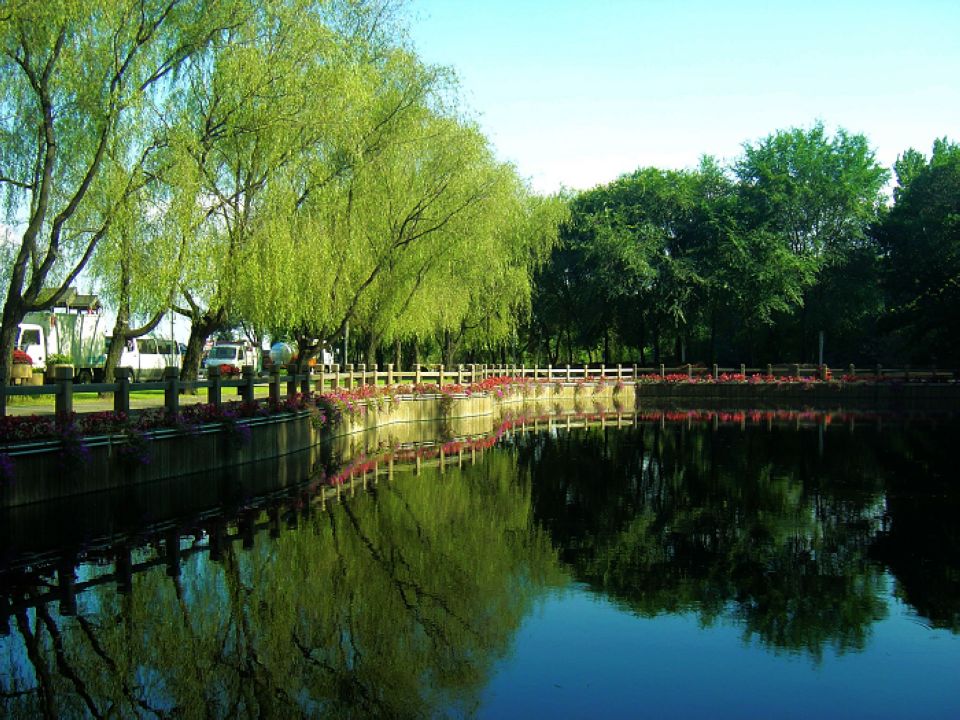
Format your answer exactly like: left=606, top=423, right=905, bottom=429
left=110, top=336, right=181, bottom=382
left=203, top=342, right=259, bottom=374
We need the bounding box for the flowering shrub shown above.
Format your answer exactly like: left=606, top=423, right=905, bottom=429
left=116, top=428, right=152, bottom=466
left=57, top=418, right=91, bottom=468
left=12, top=349, right=32, bottom=365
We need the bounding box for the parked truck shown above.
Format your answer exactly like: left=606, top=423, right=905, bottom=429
left=14, top=290, right=182, bottom=384
left=16, top=309, right=109, bottom=384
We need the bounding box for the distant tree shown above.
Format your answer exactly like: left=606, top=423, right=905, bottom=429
left=734, top=123, right=889, bottom=362
left=877, top=139, right=960, bottom=363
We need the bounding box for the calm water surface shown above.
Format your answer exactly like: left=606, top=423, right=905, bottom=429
left=1, top=412, right=958, bottom=718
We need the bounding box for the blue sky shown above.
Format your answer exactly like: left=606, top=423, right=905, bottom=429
left=406, top=0, right=960, bottom=193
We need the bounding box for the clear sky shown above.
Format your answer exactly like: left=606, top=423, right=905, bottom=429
left=405, top=0, right=960, bottom=194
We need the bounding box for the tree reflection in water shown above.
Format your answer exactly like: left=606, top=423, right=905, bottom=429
left=517, top=417, right=960, bottom=658
left=0, top=453, right=563, bottom=718
left=2, top=413, right=959, bottom=717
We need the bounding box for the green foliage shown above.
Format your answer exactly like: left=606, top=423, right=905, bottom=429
left=0, top=0, right=233, bottom=380
left=877, top=138, right=960, bottom=363
left=532, top=124, right=895, bottom=366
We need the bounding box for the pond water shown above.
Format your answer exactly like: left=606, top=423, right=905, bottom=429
left=1, top=411, right=959, bottom=718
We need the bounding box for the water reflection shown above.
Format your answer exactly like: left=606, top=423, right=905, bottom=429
left=1, top=410, right=958, bottom=717
left=0, top=444, right=563, bottom=718
left=518, top=415, right=960, bottom=655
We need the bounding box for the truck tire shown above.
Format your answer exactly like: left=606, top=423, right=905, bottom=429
left=76, top=369, right=93, bottom=384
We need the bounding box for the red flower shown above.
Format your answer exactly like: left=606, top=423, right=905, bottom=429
left=12, top=349, right=32, bottom=365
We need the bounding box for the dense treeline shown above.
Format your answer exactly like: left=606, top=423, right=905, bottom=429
left=529, top=127, right=960, bottom=368
left=0, top=0, right=565, bottom=384
left=3, top=3, right=957, bottom=381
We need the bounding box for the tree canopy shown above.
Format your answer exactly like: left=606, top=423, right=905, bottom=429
left=530, top=125, right=957, bottom=368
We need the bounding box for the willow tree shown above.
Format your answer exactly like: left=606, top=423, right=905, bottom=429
left=88, top=178, right=188, bottom=383
left=344, top=162, right=559, bottom=368
left=164, top=0, right=353, bottom=380
left=0, top=0, right=233, bottom=383
left=434, top=190, right=567, bottom=365
left=169, top=0, right=431, bottom=380
left=245, top=92, right=521, bottom=373
left=225, top=37, right=446, bottom=359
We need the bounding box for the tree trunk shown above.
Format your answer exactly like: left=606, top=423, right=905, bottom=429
left=709, top=302, right=717, bottom=366
left=394, top=337, right=402, bottom=371
left=0, top=305, right=22, bottom=387
left=180, top=308, right=226, bottom=383
left=364, top=330, right=379, bottom=367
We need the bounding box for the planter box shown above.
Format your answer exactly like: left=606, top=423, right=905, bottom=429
left=11, top=364, right=32, bottom=380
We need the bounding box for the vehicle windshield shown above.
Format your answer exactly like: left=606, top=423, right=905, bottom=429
left=209, top=346, right=240, bottom=360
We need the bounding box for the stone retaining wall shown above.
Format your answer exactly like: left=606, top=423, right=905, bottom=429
left=3, top=379, right=957, bottom=508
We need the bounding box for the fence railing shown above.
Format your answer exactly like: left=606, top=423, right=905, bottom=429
left=3, top=361, right=958, bottom=418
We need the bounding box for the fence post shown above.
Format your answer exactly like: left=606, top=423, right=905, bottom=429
left=790, top=363, right=800, bottom=379
left=163, top=366, right=180, bottom=417
left=208, top=365, right=222, bottom=408
left=819, top=364, right=829, bottom=381
left=346, top=363, right=354, bottom=390
left=241, top=366, right=255, bottom=404
left=740, top=363, right=746, bottom=377
left=617, top=363, right=622, bottom=379
left=270, top=366, right=282, bottom=405
left=315, top=364, right=325, bottom=394
left=114, top=367, right=133, bottom=415
left=438, top=364, right=444, bottom=387
left=55, top=365, right=74, bottom=419
left=687, top=363, right=693, bottom=379
left=358, top=363, right=366, bottom=385
left=713, top=364, right=719, bottom=380
left=415, top=363, right=422, bottom=385
left=458, top=364, right=464, bottom=384
left=767, top=363, right=773, bottom=378
left=632, top=364, right=638, bottom=380
left=371, top=363, right=377, bottom=387
left=848, top=364, right=855, bottom=380
left=660, top=364, right=665, bottom=378
left=387, top=363, right=394, bottom=386
left=331, top=363, right=340, bottom=389
left=301, top=367, right=311, bottom=397
left=566, top=364, right=572, bottom=381
left=286, top=364, right=298, bottom=398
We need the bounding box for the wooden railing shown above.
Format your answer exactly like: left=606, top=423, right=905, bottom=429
left=3, top=361, right=958, bottom=418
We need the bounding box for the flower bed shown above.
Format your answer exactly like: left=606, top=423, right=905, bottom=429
left=0, top=371, right=944, bottom=450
